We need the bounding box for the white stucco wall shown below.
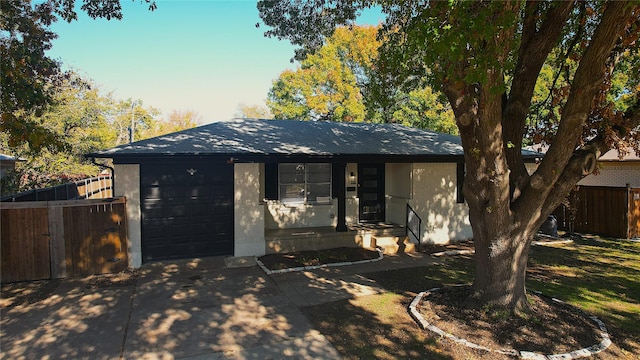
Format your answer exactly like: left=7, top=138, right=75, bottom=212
left=265, top=203, right=337, bottom=229
left=408, top=163, right=472, bottom=244
left=114, top=164, right=142, bottom=269
left=525, top=162, right=539, bottom=175
left=527, top=159, right=639, bottom=187
left=234, top=163, right=265, bottom=256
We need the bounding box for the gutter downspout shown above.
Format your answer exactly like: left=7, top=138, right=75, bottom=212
left=90, top=157, right=115, bottom=195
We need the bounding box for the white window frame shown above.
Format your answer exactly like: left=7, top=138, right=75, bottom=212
left=279, top=163, right=332, bottom=204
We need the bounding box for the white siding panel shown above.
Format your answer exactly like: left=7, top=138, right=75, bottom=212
left=264, top=203, right=337, bottom=229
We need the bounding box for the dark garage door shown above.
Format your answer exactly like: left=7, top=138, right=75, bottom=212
left=141, top=162, right=234, bottom=262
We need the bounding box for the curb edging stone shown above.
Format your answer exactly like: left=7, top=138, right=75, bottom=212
left=408, top=286, right=612, bottom=359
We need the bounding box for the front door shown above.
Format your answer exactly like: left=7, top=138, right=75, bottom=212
left=358, top=163, right=385, bottom=223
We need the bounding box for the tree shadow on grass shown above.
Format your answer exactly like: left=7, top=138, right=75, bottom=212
left=365, top=255, right=475, bottom=297
left=296, top=256, right=479, bottom=359
left=301, top=293, right=453, bottom=360
left=527, top=239, right=640, bottom=356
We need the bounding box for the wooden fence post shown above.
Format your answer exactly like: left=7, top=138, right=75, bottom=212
left=48, top=205, right=67, bottom=278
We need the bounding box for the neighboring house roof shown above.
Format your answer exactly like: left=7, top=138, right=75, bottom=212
left=524, top=144, right=639, bottom=162
left=0, top=154, right=19, bottom=162
left=598, top=149, right=640, bottom=162
left=0, top=154, right=24, bottom=169
left=88, top=118, right=540, bottom=162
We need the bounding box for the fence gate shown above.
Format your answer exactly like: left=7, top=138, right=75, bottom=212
left=630, top=188, right=640, bottom=239
left=1, top=198, right=128, bottom=283
left=0, top=207, right=51, bottom=282
left=63, top=201, right=128, bottom=277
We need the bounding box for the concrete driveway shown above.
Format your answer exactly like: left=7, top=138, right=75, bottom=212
left=1, top=252, right=431, bottom=359
left=1, top=257, right=341, bottom=359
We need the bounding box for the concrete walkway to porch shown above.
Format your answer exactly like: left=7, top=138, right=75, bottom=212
left=1, top=251, right=435, bottom=359
left=266, top=251, right=434, bottom=307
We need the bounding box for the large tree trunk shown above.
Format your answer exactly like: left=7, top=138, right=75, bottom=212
left=470, top=211, right=536, bottom=310
left=442, top=1, right=636, bottom=313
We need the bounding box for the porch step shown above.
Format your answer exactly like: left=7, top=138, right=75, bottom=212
left=372, top=235, right=416, bottom=255
left=265, top=227, right=362, bottom=254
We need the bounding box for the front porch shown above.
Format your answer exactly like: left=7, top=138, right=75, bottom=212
left=264, top=223, right=417, bottom=255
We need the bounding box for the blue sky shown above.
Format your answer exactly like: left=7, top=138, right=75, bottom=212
left=47, top=1, right=384, bottom=123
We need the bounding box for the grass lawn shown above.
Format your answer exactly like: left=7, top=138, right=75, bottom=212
left=527, top=236, right=640, bottom=356
left=300, top=235, right=640, bottom=359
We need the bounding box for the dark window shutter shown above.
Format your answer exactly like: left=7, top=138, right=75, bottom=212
left=265, top=163, right=278, bottom=200
left=456, top=162, right=465, bottom=204
left=332, top=163, right=342, bottom=197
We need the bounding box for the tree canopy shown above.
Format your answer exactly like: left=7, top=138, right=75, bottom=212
left=0, top=0, right=155, bottom=152
left=259, top=0, right=640, bottom=311
left=1, top=72, right=198, bottom=195
left=268, top=25, right=377, bottom=122
left=267, top=25, right=457, bottom=133
left=234, top=103, right=273, bottom=119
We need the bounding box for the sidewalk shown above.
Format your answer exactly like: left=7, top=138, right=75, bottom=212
left=1, top=252, right=434, bottom=359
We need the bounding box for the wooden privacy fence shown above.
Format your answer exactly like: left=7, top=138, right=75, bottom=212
left=1, top=197, right=128, bottom=283
left=554, top=186, right=640, bottom=239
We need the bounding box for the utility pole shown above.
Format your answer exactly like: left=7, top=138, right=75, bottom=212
left=128, top=101, right=136, bottom=143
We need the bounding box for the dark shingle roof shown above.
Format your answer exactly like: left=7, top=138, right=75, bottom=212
left=88, top=118, right=466, bottom=159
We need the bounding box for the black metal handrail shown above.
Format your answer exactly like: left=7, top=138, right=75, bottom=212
left=406, top=204, right=422, bottom=250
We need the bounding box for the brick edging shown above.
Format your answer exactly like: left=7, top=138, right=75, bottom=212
left=408, top=286, right=612, bottom=359
left=255, top=248, right=384, bottom=275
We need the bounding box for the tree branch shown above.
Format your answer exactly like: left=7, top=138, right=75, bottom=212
left=503, top=1, right=574, bottom=201
left=531, top=95, right=640, bottom=220
left=504, top=1, right=574, bottom=139
left=515, top=1, right=636, bottom=224
left=524, top=1, right=633, bottom=194
left=528, top=2, right=587, bottom=127
left=539, top=138, right=607, bottom=216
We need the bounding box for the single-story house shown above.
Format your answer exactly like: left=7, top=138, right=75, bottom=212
left=0, top=154, right=22, bottom=180
left=89, top=118, right=538, bottom=268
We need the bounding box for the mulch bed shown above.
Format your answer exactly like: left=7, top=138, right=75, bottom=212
left=416, top=285, right=604, bottom=356
left=257, top=247, right=380, bottom=270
